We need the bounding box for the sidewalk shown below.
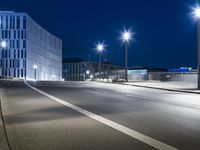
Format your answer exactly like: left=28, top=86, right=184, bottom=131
left=0, top=99, right=10, bottom=150
left=123, top=81, right=200, bottom=94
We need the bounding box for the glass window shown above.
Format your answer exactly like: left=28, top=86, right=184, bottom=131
left=23, top=16, right=26, bottom=29
left=17, top=69, right=19, bottom=77
left=6, top=16, right=8, bottom=29
left=17, top=60, right=20, bottom=68
left=13, top=16, right=15, bottom=29
left=10, top=16, right=12, bottom=29
left=10, top=59, right=12, bottom=68
left=21, top=50, right=23, bottom=58
left=21, top=30, right=23, bottom=39
left=17, top=16, right=20, bottom=29
left=5, top=30, right=8, bottom=39
left=8, top=31, right=11, bottom=38
left=0, top=15, right=3, bottom=29
left=23, top=60, right=26, bottom=68
left=16, top=40, right=20, bottom=48
left=23, top=40, right=27, bottom=48
left=21, top=69, right=23, bottom=77
left=14, top=30, right=16, bottom=39
left=17, top=50, right=20, bottom=58
left=14, top=69, right=16, bottom=77
left=18, top=30, right=20, bottom=39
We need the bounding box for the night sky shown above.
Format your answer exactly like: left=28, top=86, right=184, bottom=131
left=0, top=0, right=198, bottom=68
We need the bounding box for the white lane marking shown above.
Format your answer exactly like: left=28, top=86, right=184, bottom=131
left=24, top=81, right=178, bottom=150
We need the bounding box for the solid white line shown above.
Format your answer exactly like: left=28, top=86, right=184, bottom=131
left=24, top=81, right=178, bottom=150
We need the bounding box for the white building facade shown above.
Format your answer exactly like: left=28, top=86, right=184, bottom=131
left=0, top=11, right=62, bottom=80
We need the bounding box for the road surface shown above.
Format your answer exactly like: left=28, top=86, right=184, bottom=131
left=0, top=80, right=200, bottom=150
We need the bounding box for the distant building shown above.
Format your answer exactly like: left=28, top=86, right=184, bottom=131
left=0, top=11, right=62, bottom=80
left=62, top=58, right=122, bottom=81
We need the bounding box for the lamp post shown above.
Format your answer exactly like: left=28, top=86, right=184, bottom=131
left=193, top=6, right=200, bottom=89
left=96, top=42, right=105, bottom=78
left=1, top=41, right=7, bottom=77
left=86, top=70, right=90, bottom=80
left=121, top=29, right=133, bottom=82
left=33, top=64, right=38, bottom=81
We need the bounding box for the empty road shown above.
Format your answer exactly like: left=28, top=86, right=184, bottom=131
left=0, top=80, right=200, bottom=150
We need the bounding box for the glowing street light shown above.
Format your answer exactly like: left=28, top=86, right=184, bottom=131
left=96, top=42, right=105, bottom=78
left=1, top=41, right=7, bottom=49
left=33, top=64, right=38, bottom=69
left=90, top=75, right=94, bottom=79
left=0, top=41, right=7, bottom=76
left=33, top=64, right=38, bottom=80
left=121, top=30, right=132, bottom=43
left=86, top=70, right=90, bottom=74
left=121, top=29, right=133, bottom=82
left=193, top=6, right=200, bottom=18
left=192, top=5, right=200, bottom=89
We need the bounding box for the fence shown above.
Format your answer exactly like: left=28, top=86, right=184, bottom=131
left=109, top=71, right=198, bottom=83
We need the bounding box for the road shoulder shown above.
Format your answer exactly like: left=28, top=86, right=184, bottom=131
left=0, top=98, right=10, bottom=150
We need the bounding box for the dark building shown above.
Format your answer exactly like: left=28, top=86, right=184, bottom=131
left=62, top=58, right=122, bottom=81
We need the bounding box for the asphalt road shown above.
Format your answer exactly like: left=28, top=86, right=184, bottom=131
left=0, top=80, right=200, bottom=150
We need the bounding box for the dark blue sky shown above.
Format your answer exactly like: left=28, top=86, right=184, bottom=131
left=0, top=0, right=198, bottom=68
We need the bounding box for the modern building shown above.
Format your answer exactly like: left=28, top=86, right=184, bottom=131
left=0, top=11, right=62, bottom=80
left=63, top=58, right=122, bottom=81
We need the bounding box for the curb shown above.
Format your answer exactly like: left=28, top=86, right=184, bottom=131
left=123, top=83, right=200, bottom=95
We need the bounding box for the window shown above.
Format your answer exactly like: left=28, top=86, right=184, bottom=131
left=21, top=50, right=23, bottom=58
left=14, top=69, right=16, bottom=77
left=16, top=40, right=20, bottom=48
left=0, top=15, right=3, bottom=29
left=23, top=40, right=27, bottom=48
left=17, top=16, right=20, bottom=29
left=21, top=69, right=23, bottom=77
left=17, top=60, right=20, bottom=68
left=6, top=59, right=8, bottom=68
left=6, top=16, right=8, bottom=29
left=14, top=30, right=16, bottom=39
left=23, top=16, right=26, bottom=29
left=5, top=30, right=8, bottom=38
left=17, top=69, right=19, bottom=77
left=17, top=50, right=20, bottom=58
left=24, top=31, right=27, bottom=39
left=8, top=31, right=11, bottom=38
left=18, top=30, right=20, bottom=39
left=24, top=50, right=26, bottom=58
left=13, top=16, right=15, bottom=29
left=14, top=50, right=16, bottom=58
left=21, top=30, right=23, bottom=39
left=10, top=59, right=11, bottom=68
left=10, top=16, right=12, bottom=29
left=2, top=30, right=5, bottom=38
left=23, top=60, right=26, bottom=68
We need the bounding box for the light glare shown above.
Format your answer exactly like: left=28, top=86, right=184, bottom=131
left=33, top=64, right=38, bottom=69
left=86, top=70, right=90, bottom=74
left=90, top=75, right=93, bottom=79
left=1, top=41, right=7, bottom=48
left=96, top=42, right=105, bottom=52
left=195, top=7, right=200, bottom=18
left=121, top=29, right=133, bottom=42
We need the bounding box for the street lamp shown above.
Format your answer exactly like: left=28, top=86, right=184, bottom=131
left=33, top=64, right=38, bottom=81
left=86, top=70, right=90, bottom=75
left=85, top=70, right=90, bottom=80
left=121, top=29, right=133, bottom=82
left=1, top=41, right=7, bottom=49
left=96, top=42, right=105, bottom=78
left=192, top=6, right=200, bottom=89
left=90, top=75, right=94, bottom=79
left=0, top=41, right=7, bottom=77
